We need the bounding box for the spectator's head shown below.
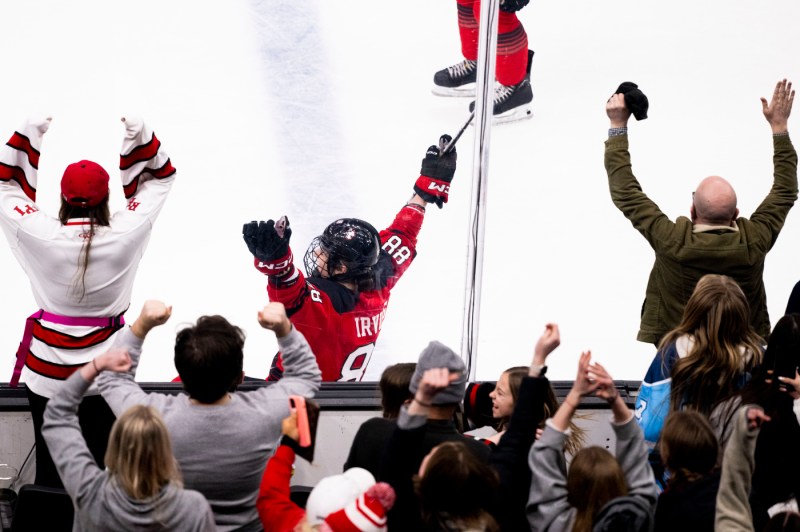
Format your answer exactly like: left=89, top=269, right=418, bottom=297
left=691, top=176, right=739, bottom=227
left=305, top=467, right=395, bottom=531
left=105, top=405, right=180, bottom=500
left=174, top=315, right=245, bottom=404
left=489, top=366, right=527, bottom=426
left=567, top=446, right=627, bottom=532
left=414, top=441, right=500, bottom=531
left=660, top=411, right=718, bottom=486
left=379, top=363, right=416, bottom=419
left=665, top=274, right=764, bottom=414
left=409, top=341, right=467, bottom=409
left=487, top=366, right=586, bottom=454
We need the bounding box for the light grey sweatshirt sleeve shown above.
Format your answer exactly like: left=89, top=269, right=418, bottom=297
left=263, top=327, right=321, bottom=397
left=612, top=414, right=658, bottom=506
left=96, top=326, right=176, bottom=415
left=237, top=327, right=322, bottom=423
left=715, top=406, right=759, bottom=532
left=527, top=419, right=575, bottom=531
left=41, top=371, right=106, bottom=509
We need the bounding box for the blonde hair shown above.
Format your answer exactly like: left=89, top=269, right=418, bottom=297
left=567, top=447, right=627, bottom=532
left=662, top=274, right=764, bottom=414
left=104, top=405, right=181, bottom=500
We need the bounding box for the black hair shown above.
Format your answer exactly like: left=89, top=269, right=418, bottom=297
left=174, top=315, right=245, bottom=403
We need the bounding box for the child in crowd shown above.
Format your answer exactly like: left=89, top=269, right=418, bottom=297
left=654, top=411, right=720, bottom=531
left=528, top=351, right=657, bottom=531
left=258, top=410, right=395, bottom=532
left=635, top=274, right=764, bottom=473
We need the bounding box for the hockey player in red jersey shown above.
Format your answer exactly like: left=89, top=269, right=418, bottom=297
left=243, top=135, right=457, bottom=382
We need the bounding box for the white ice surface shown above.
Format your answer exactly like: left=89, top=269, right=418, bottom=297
left=0, top=0, right=798, bottom=383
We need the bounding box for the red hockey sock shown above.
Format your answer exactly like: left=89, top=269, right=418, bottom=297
left=457, top=0, right=478, bottom=61
left=464, top=0, right=528, bottom=86
left=496, top=11, right=528, bottom=86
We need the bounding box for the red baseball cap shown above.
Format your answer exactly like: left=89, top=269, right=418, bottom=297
left=61, top=160, right=109, bottom=207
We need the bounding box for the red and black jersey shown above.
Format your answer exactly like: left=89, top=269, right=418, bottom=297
left=255, top=204, right=424, bottom=381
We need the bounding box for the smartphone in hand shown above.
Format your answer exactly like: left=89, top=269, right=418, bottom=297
left=289, top=395, right=320, bottom=462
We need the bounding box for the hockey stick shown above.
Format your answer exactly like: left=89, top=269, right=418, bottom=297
left=441, top=111, right=475, bottom=155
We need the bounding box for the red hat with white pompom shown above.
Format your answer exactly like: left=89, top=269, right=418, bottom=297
left=320, top=483, right=396, bottom=532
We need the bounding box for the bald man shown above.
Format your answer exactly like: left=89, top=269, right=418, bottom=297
left=605, top=79, right=797, bottom=345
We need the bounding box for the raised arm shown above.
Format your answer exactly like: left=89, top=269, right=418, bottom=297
left=0, top=117, right=56, bottom=241
left=256, top=302, right=321, bottom=397
left=604, top=94, right=675, bottom=247
left=242, top=216, right=309, bottom=311
left=762, top=79, right=794, bottom=135
left=591, top=361, right=657, bottom=504
left=491, top=324, right=560, bottom=531
left=527, top=351, right=597, bottom=530
left=376, top=134, right=458, bottom=289
left=41, top=348, right=132, bottom=506
left=412, top=134, right=457, bottom=210
left=96, top=300, right=173, bottom=415
left=750, top=79, right=798, bottom=243
left=716, top=406, right=771, bottom=532
left=112, top=117, right=176, bottom=228
left=550, top=351, right=596, bottom=431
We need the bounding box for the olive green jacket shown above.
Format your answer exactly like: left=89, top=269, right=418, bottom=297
left=605, top=133, right=798, bottom=344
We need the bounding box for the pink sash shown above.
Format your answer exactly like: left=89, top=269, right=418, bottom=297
left=10, top=310, right=125, bottom=387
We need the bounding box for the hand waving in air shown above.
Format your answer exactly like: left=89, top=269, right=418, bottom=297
left=761, top=78, right=794, bottom=134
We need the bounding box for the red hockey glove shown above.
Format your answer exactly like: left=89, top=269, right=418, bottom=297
left=414, top=134, right=457, bottom=209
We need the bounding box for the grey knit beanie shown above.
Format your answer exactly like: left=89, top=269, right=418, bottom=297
left=409, top=341, right=467, bottom=405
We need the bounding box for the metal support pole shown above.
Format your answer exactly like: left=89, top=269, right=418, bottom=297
left=461, top=0, right=499, bottom=380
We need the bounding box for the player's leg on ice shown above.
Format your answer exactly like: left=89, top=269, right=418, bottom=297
left=432, top=0, right=479, bottom=97
left=467, top=0, right=534, bottom=123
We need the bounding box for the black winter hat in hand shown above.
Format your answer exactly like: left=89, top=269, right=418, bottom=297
left=615, top=81, right=649, bottom=121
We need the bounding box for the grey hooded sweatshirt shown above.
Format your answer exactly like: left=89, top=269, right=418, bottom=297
left=42, top=370, right=216, bottom=532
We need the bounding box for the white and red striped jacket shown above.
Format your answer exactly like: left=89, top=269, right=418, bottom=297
left=0, top=116, right=175, bottom=397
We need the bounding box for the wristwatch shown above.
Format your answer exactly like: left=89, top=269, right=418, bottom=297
left=531, top=364, right=547, bottom=377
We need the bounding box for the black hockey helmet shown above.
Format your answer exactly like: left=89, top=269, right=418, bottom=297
left=304, top=218, right=381, bottom=283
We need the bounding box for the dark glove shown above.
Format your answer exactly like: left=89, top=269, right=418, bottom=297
left=242, top=217, right=292, bottom=262
left=615, top=82, right=649, bottom=121
left=500, top=0, right=529, bottom=12
left=414, top=134, right=457, bottom=209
